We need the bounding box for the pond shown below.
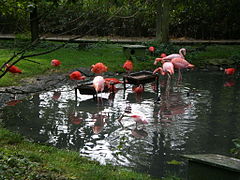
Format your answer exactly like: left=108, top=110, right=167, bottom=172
left=1, top=70, right=240, bottom=179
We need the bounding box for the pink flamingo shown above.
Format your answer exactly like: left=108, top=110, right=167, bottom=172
left=93, top=76, right=105, bottom=103
left=171, top=57, right=194, bottom=81
left=154, top=48, right=186, bottom=65
left=153, top=62, right=174, bottom=97
left=153, top=62, right=174, bottom=77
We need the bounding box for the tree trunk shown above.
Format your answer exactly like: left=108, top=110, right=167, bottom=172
left=30, top=5, right=39, bottom=42
left=156, top=0, right=170, bottom=43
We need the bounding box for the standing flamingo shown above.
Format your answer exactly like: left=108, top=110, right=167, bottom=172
left=153, top=62, right=174, bottom=77
left=154, top=48, right=186, bottom=65
left=6, top=64, right=22, bottom=74
left=93, top=76, right=105, bottom=103
left=171, top=57, right=194, bottom=81
left=51, top=59, right=61, bottom=66
left=153, top=62, right=174, bottom=97
left=91, top=62, right=108, bottom=74
left=123, top=60, right=133, bottom=75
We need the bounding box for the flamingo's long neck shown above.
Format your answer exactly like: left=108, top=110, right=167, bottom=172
left=179, top=49, right=185, bottom=58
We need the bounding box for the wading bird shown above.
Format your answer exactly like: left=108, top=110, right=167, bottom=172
left=171, top=57, right=194, bottom=81
left=93, top=76, right=105, bottom=103
left=153, top=62, right=174, bottom=77
left=154, top=48, right=186, bottom=65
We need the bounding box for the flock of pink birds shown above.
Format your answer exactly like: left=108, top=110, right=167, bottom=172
left=5, top=47, right=238, bottom=127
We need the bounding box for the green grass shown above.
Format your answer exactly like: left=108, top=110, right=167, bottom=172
left=0, top=127, right=180, bottom=180
left=1, top=40, right=240, bottom=87
left=0, top=40, right=158, bottom=86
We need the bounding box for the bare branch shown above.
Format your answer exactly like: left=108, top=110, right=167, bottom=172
left=0, top=6, right=124, bottom=79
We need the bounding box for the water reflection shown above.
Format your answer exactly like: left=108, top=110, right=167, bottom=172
left=1, top=71, right=240, bottom=179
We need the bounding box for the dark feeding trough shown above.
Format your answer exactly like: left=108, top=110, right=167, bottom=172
left=123, top=71, right=159, bottom=90
left=74, top=81, right=115, bottom=100
left=74, top=83, right=103, bottom=101
left=75, top=83, right=108, bottom=95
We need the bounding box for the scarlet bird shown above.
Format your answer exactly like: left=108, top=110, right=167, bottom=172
left=104, top=78, right=123, bottom=84
left=51, top=59, right=61, bottom=66
left=224, top=68, right=236, bottom=75
left=132, top=84, right=144, bottom=94
left=91, top=62, right=108, bottom=74
left=148, top=46, right=155, bottom=52
left=171, top=57, right=194, bottom=81
left=104, top=78, right=121, bottom=93
left=69, top=71, right=86, bottom=80
left=123, top=60, right=133, bottom=74
left=6, top=64, right=22, bottom=74
left=160, top=53, right=167, bottom=57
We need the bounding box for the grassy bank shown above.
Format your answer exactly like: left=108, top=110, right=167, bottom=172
left=0, top=126, right=180, bottom=180
left=1, top=39, right=240, bottom=87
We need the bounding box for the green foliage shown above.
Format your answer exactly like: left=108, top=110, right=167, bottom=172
left=0, top=126, right=167, bottom=180
left=231, top=138, right=240, bottom=159
left=0, top=128, right=23, bottom=145
left=1, top=0, right=240, bottom=39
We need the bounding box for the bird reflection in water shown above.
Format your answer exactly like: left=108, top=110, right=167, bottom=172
left=131, top=128, right=148, bottom=138
left=52, top=91, right=61, bottom=100
left=68, top=112, right=83, bottom=125
left=92, top=113, right=107, bottom=134
left=155, top=80, right=191, bottom=124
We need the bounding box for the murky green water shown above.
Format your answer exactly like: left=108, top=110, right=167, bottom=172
left=1, top=71, right=240, bottom=179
